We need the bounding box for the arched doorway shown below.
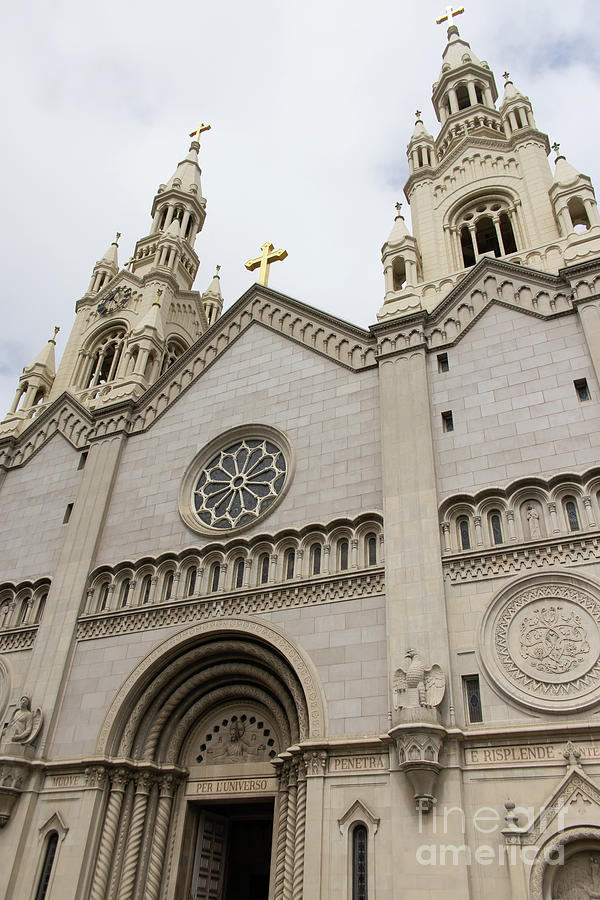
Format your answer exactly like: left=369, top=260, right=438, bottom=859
left=89, top=618, right=326, bottom=900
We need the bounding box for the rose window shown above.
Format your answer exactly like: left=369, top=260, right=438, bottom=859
left=193, top=439, right=287, bottom=531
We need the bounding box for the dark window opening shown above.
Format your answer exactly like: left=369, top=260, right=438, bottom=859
left=352, top=824, right=368, bottom=900
left=475, top=216, right=501, bottom=257
left=35, top=831, right=59, bottom=900
left=442, top=411, right=454, bottom=432
left=78, top=451, right=88, bottom=470
left=568, top=197, right=590, bottom=233
left=285, top=550, right=295, bottom=580
left=575, top=378, right=591, bottom=401
left=119, top=580, right=130, bottom=608
left=565, top=500, right=580, bottom=532
left=367, top=535, right=377, bottom=566
left=499, top=212, right=517, bottom=254
left=474, top=83, right=484, bottom=104
left=311, top=544, right=321, bottom=575
left=460, top=226, right=476, bottom=267
left=141, top=575, right=152, bottom=604
left=459, top=518, right=471, bottom=550
left=210, top=564, right=220, bottom=593
left=514, top=108, right=524, bottom=129
left=163, top=572, right=174, bottom=602
left=235, top=559, right=245, bottom=589
left=437, top=353, right=449, bottom=373
left=456, top=84, right=470, bottom=110
left=392, top=256, right=406, bottom=290
left=464, top=675, right=483, bottom=724
left=490, top=513, right=503, bottom=545
left=259, top=554, right=269, bottom=585
left=63, top=503, right=73, bottom=524
left=99, top=583, right=109, bottom=611
left=339, top=540, right=349, bottom=571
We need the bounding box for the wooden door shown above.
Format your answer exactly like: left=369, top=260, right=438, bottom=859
left=193, top=811, right=229, bottom=900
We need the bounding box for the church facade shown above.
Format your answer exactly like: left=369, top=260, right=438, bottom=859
left=2, top=19, right=600, bottom=900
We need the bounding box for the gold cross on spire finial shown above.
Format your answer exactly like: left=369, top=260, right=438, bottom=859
left=395, top=201, right=403, bottom=216
left=245, top=242, right=288, bottom=287
left=503, top=71, right=510, bottom=81
left=415, top=109, right=422, bottom=120
left=552, top=141, right=561, bottom=156
left=115, top=232, right=121, bottom=244
left=51, top=326, right=60, bottom=342
left=436, top=5, right=464, bottom=24
left=189, top=122, right=211, bottom=143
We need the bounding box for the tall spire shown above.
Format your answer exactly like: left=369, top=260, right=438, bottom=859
left=202, top=265, right=224, bottom=326
left=85, top=233, right=120, bottom=295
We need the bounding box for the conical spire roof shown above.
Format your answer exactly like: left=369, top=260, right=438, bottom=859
left=411, top=111, right=433, bottom=141
left=166, top=143, right=203, bottom=197
left=98, top=233, right=120, bottom=269
left=500, top=73, right=526, bottom=106
left=384, top=204, right=413, bottom=247
left=439, top=24, right=482, bottom=73
left=202, top=267, right=224, bottom=303
left=553, top=149, right=581, bottom=186
left=132, top=288, right=165, bottom=338
left=24, top=327, right=59, bottom=378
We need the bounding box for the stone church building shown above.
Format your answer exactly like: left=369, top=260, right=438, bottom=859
left=2, top=18, right=600, bottom=900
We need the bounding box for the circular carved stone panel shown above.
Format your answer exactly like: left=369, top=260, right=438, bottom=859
left=179, top=426, right=294, bottom=536
left=479, top=574, right=600, bottom=713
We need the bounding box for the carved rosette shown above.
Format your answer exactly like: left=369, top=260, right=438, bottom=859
left=480, top=574, right=600, bottom=712
left=389, top=723, right=446, bottom=813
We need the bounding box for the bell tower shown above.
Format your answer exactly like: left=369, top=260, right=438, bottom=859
left=1, top=126, right=223, bottom=434
left=378, top=15, right=600, bottom=321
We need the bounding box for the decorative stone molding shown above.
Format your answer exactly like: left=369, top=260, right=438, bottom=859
left=388, top=722, right=447, bottom=813
left=0, top=627, right=37, bottom=654
left=443, top=533, right=600, bottom=583
left=0, top=396, right=92, bottom=469
left=0, top=759, right=33, bottom=826
left=77, top=568, right=384, bottom=641
left=479, top=572, right=600, bottom=712
left=338, top=799, right=380, bottom=836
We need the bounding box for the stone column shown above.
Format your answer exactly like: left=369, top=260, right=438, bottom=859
left=301, top=751, right=326, bottom=900
left=273, top=762, right=290, bottom=900
left=292, top=761, right=307, bottom=900
left=89, top=769, right=128, bottom=900
left=548, top=502, right=561, bottom=534
left=583, top=495, right=596, bottom=528
left=448, top=88, right=458, bottom=114
left=440, top=522, right=451, bottom=554
left=118, top=773, right=153, bottom=900
left=284, top=765, right=298, bottom=900
left=473, top=515, right=483, bottom=547
left=350, top=538, right=358, bottom=570
left=144, top=775, right=177, bottom=900
left=322, top=544, right=330, bottom=576
left=467, top=81, right=478, bottom=106
left=506, top=510, right=518, bottom=543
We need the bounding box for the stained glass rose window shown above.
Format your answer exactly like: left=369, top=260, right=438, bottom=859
left=180, top=428, right=293, bottom=535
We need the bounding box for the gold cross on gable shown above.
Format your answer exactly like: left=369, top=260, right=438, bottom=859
left=436, top=5, right=464, bottom=24
left=244, top=242, right=288, bottom=287
left=189, top=122, right=211, bottom=143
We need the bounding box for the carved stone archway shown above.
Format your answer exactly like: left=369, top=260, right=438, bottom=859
left=530, top=826, right=600, bottom=900
left=88, top=616, right=327, bottom=900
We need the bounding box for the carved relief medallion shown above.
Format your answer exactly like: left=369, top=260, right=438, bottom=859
left=480, top=574, right=600, bottom=712
left=195, top=711, right=279, bottom=766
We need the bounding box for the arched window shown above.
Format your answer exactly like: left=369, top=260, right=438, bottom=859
left=490, top=512, right=503, bottom=545
left=84, top=327, right=126, bottom=389
left=234, top=559, right=245, bottom=589
left=284, top=549, right=295, bottom=580
left=186, top=567, right=197, bottom=596
left=458, top=518, right=471, bottom=550
left=474, top=83, right=484, bottom=104
left=34, top=593, right=47, bottom=624
left=352, top=824, right=368, bottom=900
left=0, top=601, right=11, bottom=629
left=456, top=84, right=470, bottom=110
left=17, top=597, right=31, bottom=626
left=185, top=216, right=195, bottom=240
left=568, top=197, right=591, bottom=233
left=34, top=831, right=59, bottom=900
left=159, top=207, right=168, bottom=230
left=258, top=554, right=269, bottom=585
left=366, top=534, right=377, bottom=566
left=119, top=579, right=130, bottom=608
left=210, top=564, right=220, bottom=593
left=160, top=338, right=187, bottom=375
left=457, top=199, right=518, bottom=267
left=98, top=583, right=110, bottom=612
left=141, top=575, right=152, bottom=604
left=565, top=499, right=581, bottom=532
left=392, top=256, right=406, bottom=290
left=339, top=540, right=349, bottom=571
left=163, top=572, right=174, bottom=602
left=311, top=544, right=321, bottom=575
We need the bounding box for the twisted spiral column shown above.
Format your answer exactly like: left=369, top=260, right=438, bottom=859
left=283, top=765, right=298, bottom=900
left=292, top=765, right=307, bottom=900
left=117, top=773, right=153, bottom=900
left=144, top=776, right=177, bottom=900
left=273, top=763, right=289, bottom=900
left=90, top=770, right=128, bottom=900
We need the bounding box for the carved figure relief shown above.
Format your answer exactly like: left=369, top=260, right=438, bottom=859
left=480, top=575, right=600, bottom=712
left=393, top=650, right=445, bottom=711
left=552, top=851, right=600, bottom=899
left=527, top=504, right=542, bottom=539
left=1, top=696, right=43, bottom=745
left=196, top=713, right=278, bottom=765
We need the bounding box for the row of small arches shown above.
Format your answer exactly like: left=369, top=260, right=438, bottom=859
left=440, top=475, right=600, bottom=553
left=0, top=583, right=50, bottom=631
left=86, top=519, right=384, bottom=614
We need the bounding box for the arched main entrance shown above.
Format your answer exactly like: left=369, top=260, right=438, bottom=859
left=89, top=617, right=326, bottom=900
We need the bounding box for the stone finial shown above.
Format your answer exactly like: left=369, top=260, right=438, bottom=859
left=564, top=740, right=582, bottom=768
left=504, top=801, right=519, bottom=829
left=395, top=201, right=403, bottom=217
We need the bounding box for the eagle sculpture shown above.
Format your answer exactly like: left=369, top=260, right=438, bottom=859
left=393, top=649, right=446, bottom=711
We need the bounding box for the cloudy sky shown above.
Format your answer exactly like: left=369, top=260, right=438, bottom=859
left=1, top=0, right=599, bottom=416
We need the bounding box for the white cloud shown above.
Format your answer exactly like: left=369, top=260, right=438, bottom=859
left=1, top=0, right=599, bottom=414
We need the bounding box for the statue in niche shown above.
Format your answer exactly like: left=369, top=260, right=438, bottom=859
left=393, top=649, right=445, bottom=711
left=552, top=851, right=600, bottom=899
left=527, top=504, right=542, bottom=539
left=2, top=696, right=43, bottom=745
left=206, top=721, right=266, bottom=764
